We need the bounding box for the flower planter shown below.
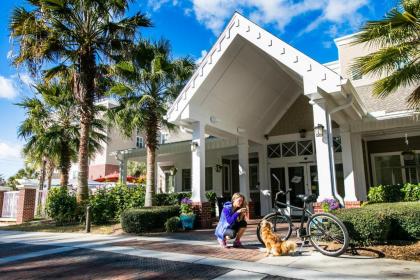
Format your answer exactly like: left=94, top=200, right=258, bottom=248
left=180, top=214, right=196, bottom=230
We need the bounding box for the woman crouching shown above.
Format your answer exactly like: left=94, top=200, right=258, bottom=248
left=215, top=193, right=248, bottom=248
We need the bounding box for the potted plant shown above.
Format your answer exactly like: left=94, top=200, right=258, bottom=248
left=179, top=198, right=195, bottom=229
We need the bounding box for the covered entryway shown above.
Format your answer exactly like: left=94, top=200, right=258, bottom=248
left=165, top=13, right=365, bottom=227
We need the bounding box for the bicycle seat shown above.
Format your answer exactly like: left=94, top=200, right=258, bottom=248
left=296, top=194, right=317, bottom=203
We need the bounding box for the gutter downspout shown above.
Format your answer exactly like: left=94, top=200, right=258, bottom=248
left=327, top=95, right=353, bottom=206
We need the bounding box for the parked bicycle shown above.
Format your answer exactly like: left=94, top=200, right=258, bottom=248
left=257, top=189, right=349, bottom=257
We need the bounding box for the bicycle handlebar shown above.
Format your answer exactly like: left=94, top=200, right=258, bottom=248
left=275, top=189, right=292, bottom=201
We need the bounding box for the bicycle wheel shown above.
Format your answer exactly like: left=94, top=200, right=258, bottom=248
left=307, top=212, right=349, bottom=257
left=257, top=213, right=292, bottom=245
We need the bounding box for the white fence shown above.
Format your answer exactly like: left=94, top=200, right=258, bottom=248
left=35, top=189, right=49, bottom=217
left=2, top=191, right=19, bottom=218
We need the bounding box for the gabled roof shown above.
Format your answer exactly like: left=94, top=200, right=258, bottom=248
left=167, top=13, right=348, bottom=124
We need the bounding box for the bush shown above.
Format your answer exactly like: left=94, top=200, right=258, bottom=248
left=335, top=202, right=420, bottom=245
left=89, top=188, right=118, bottom=224
left=46, top=188, right=78, bottom=225
left=401, top=183, right=420, bottom=202
left=89, top=184, right=145, bottom=225
left=153, top=193, right=178, bottom=206
left=165, top=216, right=181, bottom=232
left=367, top=184, right=403, bottom=203
left=121, top=206, right=180, bottom=234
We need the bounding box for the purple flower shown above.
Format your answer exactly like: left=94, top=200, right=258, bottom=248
left=181, top=198, right=192, bottom=205
left=321, top=198, right=340, bottom=211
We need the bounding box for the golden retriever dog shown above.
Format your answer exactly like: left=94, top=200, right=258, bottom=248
left=260, top=220, right=296, bottom=256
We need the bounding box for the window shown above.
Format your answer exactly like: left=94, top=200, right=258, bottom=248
left=333, top=137, right=342, bottom=153
left=282, top=142, right=297, bottom=157
left=136, top=136, right=144, bottom=148
left=205, top=167, right=213, bottom=191
left=297, top=140, right=313, bottom=155
left=351, top=69, right=362, bottom=80
left=373, top=154, right=403, bottom=185
left=249, top=164, right=259, bottom=191
left=158, top=133, right=168, bottom=144
left=182, top=169, right=191, bottom=191
left=267, top=144, right=281, bottom=158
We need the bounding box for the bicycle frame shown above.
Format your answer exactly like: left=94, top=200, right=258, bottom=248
left=273, top=200, right=313, bottom=236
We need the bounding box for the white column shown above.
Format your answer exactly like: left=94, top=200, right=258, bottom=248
left=191, top=121, right=207, bottom=202
left=340, top=128, right=358, bottom=201
left=351, top=132, right=367, bottom=201
left=238, top=137, right=251, bottom=201
left=311, top=99, right=335, bottom=201
left=118, top=157, right=127, bottom=184
left=258, top=144, right=270, bottom=215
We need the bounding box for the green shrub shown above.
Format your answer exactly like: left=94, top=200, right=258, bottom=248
left=89, top=188, right=118, bottom=224
left=401, top=183, right=420, bottom=202
left=367, top=184, right=403, bottom=203
left=88, top=184, right=145, bottom=224
left=153, top=193, right=178, bottom=206
left=205, top=191, right=217, bottom=203
left=120, top=206, right=180, bottom=234
left=335, top=202, right=420, bottom=245
left=46, top=188, right=78, bottom=225
left=165, top=216, right=181, bottom=232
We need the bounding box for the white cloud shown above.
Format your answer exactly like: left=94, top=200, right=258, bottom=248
left=17, top=73, right=35, bottom=87
left=0, top=142, right=22, bottom=160
left=150, top=0, right=369, bottom=39
left=0, top=76, right=19, bottom=99
left=148, top=0, right=179, bottom=11
left=195, top=49, right=208, bottom=64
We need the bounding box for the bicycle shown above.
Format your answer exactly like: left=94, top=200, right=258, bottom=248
left=256, top=189, right=349, bottom=257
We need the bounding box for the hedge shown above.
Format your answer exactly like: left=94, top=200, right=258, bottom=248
left=120, top=206, right=180, bottom=234
left=367, top=183, right=420, bottom=203
left=334, top=202, right=420, bottom=246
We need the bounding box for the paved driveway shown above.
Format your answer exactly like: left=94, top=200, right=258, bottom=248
left=0, top=230, right=418, bottom=280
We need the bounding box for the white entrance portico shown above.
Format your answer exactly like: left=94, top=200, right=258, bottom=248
left=165, top=13, right=365, bottom=224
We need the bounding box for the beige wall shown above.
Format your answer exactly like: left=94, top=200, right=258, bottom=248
left=335, top=34, right=413, bottom=113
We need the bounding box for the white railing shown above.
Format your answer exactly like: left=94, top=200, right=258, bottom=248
left=2, top=191, right=19, bottom=218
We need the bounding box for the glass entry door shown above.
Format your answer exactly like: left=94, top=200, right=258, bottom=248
left=288, top=166, right=306, bottom=210
left=269, top=168, right=286, bottom=208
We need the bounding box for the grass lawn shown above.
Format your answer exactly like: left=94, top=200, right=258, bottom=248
left=0, top=219, right=122, bottom=235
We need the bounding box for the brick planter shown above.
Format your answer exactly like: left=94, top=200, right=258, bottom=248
left=16, top=188, right=36, bottom=224
left=0, top=191, right=5, bottom=217
left=191, top=202, right=212, bottom=229
left=246, top=201, right=256, bottom=220
left=344, top=201, right=362, bottom=209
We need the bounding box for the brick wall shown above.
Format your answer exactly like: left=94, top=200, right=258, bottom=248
left=0, top=191, right=4, bottom=217
left=246, top=201, right=256, bottom=219
left=192, top=202, right=212, bottom=229
left=16, top=188, right=36, bottom=224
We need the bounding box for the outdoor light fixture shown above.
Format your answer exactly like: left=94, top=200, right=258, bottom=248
left=191, top=142, right=199, bottom=152
left=170, top=167, right=178, bottom=176
left=314, top=124, right=324, bottom=137
left=402, top=133, right=415, bottom=162
left=215, top=164, right=223, bottom=173
left=299, top=129, right=307, bottom=139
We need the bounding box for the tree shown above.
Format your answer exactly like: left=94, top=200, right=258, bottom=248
left=17, top=81, right=107, bottom=188
left=108, top=40, right=194, bottom=206
left=351, top=0, right=420, bottom=107
left=127, top=161, right=146, bottom=177
left=10, top=0, right=151, bottom=202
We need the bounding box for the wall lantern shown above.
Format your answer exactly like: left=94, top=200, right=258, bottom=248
left=170, top=167, right=178, bottom=176
left=314, top=124, right=324, bottom=137
left=402, top=150, right=415, bottom=162
left=215, top=164, right=223, bottom=173
left=299, top=129, right=307, bottom=139
left=402, top=133, right=415, bottom=162
left=191, top=142, right=199, bottom=152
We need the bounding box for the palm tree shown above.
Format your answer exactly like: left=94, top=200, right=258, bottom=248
left=351, top=0, right=420, bottom=107
left=17, top=81, right=107, bottom=188
left=10, top=0, right=151, bottom=202
left=108, top=40, right=194, bottom=206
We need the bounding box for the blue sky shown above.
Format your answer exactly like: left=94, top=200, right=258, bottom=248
left=0, top=0, right=393, bottom=178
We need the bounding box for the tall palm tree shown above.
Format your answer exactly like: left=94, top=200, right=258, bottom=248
left=351, top=0, right=420, bottom=107
left=17, top=81, right=107, bottom=188
left=108, top=40, right=194, bottom=206
left=10, top=0, right=151, bottom=202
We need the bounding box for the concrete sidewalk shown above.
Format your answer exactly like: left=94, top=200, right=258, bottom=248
left=0, top=230, right=418, bottom=280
